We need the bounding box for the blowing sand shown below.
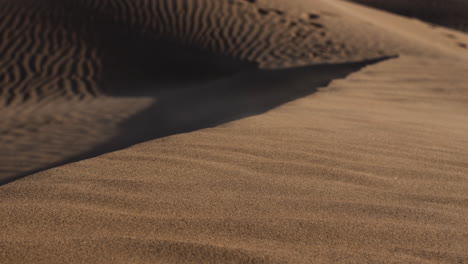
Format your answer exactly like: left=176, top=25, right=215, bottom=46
left=1, top=0, right=468, bottom=263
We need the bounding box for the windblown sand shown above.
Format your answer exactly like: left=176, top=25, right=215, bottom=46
left=1, top=0, right=467, bottom=263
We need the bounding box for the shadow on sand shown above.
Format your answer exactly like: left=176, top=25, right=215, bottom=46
left=0, top=56, right=393, bottom=186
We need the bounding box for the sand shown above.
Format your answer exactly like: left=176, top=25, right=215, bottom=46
left=1, top=0, right=468, bottom=263
left=347, top=0, right=468, bottom=33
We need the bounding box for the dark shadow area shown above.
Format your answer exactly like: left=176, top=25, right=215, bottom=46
left=0, top=56, right=394, bottom=186
left=98, top=33, right=251, bottom=96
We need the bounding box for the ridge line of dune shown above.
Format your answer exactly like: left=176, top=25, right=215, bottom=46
left=326, top=0, right=468, bottom=61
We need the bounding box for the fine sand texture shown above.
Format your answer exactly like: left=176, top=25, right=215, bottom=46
left=1, top=0, right=468, bottom=263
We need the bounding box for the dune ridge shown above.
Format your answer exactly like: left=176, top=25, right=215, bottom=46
left=0, top=0, right=426, bottom=181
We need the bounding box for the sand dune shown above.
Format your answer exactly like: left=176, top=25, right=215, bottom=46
left=1, top=0, right=468, bottom=263
left=0, top=0, right=414, bottom=182
left=2, top=56, right=467, bottom=263
left=2, top=0, right=466, bottom=182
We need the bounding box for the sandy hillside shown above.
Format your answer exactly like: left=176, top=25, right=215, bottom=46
left=1, top=0, right=468, bottom=263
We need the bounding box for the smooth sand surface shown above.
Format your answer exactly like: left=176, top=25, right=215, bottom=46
left=1, top=0, right=468, bottom=263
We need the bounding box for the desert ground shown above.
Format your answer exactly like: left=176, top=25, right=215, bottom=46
left=1, top=0, right=467, bottom=263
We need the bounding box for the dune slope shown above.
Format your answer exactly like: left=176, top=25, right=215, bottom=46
left=1, top=55, right=467, bottom=263
left=1, top=0, right=468, bottom=263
